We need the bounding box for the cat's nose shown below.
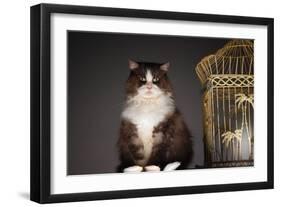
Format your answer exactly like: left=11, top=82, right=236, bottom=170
left=146, top=82, right=153, bottom=89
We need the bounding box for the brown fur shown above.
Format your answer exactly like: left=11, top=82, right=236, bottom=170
left=125, top=62, right=173, bottom=97
left=117, top=60, right=193, bottom=172
left=117, top=109, right=193, bottom=172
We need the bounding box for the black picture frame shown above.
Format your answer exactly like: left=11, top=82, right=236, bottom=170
left=30, top=3, right=274, bottom=204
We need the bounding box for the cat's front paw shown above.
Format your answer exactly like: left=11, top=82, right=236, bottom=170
left=123, top=165, right=143, bottom=173
left=144, top=165, right=161, bottom=172
left=163, top=162, right=181, bottom=171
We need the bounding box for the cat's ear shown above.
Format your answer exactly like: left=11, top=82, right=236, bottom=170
left=160, top=62, right=170, bottom=72
left=128, top=59, right=139, bottom=70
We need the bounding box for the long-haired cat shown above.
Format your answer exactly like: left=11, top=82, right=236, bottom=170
left=117, top=59, right=193, bottom=173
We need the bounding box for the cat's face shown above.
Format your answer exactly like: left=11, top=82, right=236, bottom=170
left=125, top=59, right=173, bottom=99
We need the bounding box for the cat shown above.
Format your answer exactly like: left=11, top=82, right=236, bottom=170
left=117, top=59, right=193, bottom=173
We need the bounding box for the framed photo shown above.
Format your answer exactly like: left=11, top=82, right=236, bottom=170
left=30, top=3, right=274, bottom=203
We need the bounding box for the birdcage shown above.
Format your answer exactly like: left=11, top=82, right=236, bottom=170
left=195, top=40, right=254, bottom=167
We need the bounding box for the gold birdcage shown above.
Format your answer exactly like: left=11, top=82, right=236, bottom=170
left=195, top=40, right=254, bottom=167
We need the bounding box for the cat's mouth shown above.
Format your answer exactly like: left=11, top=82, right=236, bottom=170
left=141, top=91, right=161, bottom=99
left=144, top=89, right=157, bottom=97
left=145, top=90, right=153, bottom=95
left=137, top=86, right=163, bottom=99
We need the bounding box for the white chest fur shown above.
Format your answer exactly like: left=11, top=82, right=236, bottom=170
left=121, top=94, right=175, bottom=164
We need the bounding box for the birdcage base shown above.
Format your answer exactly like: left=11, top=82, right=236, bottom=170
left=210, top=160, right=254, bottom=168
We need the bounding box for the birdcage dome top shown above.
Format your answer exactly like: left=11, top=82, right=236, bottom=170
left=195, top=40, right=254, bottom=85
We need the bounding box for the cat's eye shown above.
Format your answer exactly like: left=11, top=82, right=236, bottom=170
left=153, top=78, right=159, bottom=83
left=139, top=77, right=146, bottom=83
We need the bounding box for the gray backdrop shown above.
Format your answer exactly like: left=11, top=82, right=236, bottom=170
left=67, top=31, right=229, bottom=175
